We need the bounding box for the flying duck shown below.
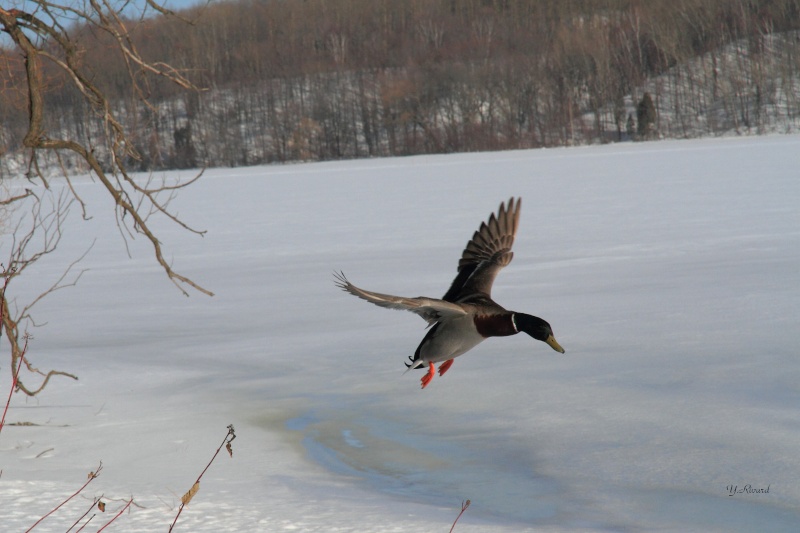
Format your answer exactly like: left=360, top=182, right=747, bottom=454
left=334, top=197, right=565, bottom=389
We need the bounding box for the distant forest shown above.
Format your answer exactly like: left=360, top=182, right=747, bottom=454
left=2, top=0, right=800, bottom=172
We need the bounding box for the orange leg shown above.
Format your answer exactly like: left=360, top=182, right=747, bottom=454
left=421, top=362, right=435, bottom=389
left=438, top=359, right=454, bottom=376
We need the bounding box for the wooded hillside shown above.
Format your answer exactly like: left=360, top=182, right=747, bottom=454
left=2, top=0, right=800, bottom=173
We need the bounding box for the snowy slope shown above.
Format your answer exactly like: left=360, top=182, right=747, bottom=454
left=2, top=135, right=799, bottom=531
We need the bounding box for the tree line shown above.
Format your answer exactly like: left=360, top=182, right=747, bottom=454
left=2, top=0, right=800, bottom=172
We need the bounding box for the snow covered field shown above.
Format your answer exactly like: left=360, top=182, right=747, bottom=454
left=2, top=135, right=799, bottom=531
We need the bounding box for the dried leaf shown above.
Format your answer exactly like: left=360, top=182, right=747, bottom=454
left=98, top=501, right=106, bottom=512
left=181, top=482, right=200, bottom=506
left=226, top=442, right=233, bottom=458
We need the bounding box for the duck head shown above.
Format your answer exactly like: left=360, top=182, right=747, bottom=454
left=514, top=313, right=565, bottom=353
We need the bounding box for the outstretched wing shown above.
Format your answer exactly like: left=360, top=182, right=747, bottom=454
left=442, top=197, right=521, bottom=302
left=334, top=272, right=467, bottom=326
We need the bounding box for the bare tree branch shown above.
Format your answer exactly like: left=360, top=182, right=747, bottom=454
left=0, top=3, right=213, bottom=296
left=1, top=1, right=212, bottom=397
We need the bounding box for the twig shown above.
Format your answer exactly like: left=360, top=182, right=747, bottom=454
left=0, top=264, right=12, bottom=337
left=0, top=333, right=29, bottom=437
left=35, top=447, right=54, bottom=458
left=95, top=497, right=134, bottom=532
left=25, top=462, right=103, bottom=532
left=65, top=496, right=102, bottom=533
left=450, top=499, right=471, bottom=533
left=168, top=424, right=236, bottom=532
left=72, top=514, right=95, bottom=533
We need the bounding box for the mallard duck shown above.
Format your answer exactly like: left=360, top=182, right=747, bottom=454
left=334, top=197, right=564, bottom=389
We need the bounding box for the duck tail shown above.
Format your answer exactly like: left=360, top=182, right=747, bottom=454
left=403, top=354, right=425, bottom=374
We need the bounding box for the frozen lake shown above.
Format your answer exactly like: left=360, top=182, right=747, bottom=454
left=2, top=135, right=799, bottom=531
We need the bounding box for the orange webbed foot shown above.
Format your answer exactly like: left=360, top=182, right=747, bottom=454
left=421, top=362, right=435, bottom=389
left=438, top=359, right=454, bottom=376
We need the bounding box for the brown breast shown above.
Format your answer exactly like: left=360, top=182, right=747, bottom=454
left=473, top=313, right=518, bottom=338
